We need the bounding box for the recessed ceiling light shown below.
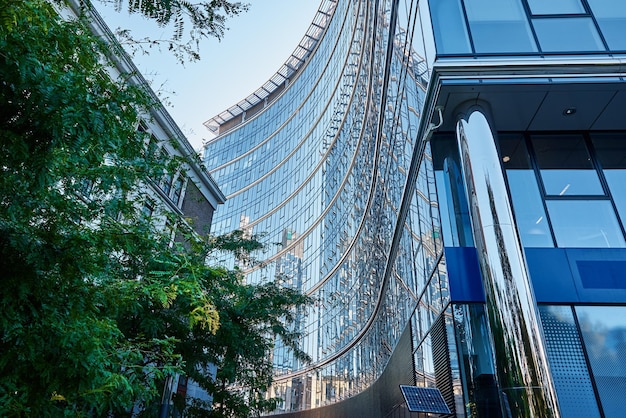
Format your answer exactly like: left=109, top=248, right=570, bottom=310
left=563, top=107, right=577, bottom=116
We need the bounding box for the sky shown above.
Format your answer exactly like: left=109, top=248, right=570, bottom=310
left=95, top=1, right=321, bottom=151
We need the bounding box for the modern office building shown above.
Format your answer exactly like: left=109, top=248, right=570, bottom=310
left=203, top=0, right=626, bottom=417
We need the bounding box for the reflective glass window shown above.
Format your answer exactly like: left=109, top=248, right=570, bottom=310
left=532, top=18, right=605, bottom=52
left=463, top=0, right=538, bottom=53
left=430, top=0, right=473, bottom=54
left=499, top=135, right=553, bottom=247
left=576, top=306, right=626, bottom=418
left=527, top=0, right=585, bottom=15
left=592, top=133, right=626, bottom=228
left=432, top=134, right=474, bottom=247
left=546, top=200, right=625, bottom=247
left=532, top=135, right=604, bottom=196
left=452, top=304, right=499, bottom=417
left=587, top=0, right=626, bottom=50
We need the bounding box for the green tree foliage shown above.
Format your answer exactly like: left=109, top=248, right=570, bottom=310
left=103, top=0, right=248, bottom=62
left=0, top=1, right=308, bottom=416
left=169, top=233, right=312, bottom=418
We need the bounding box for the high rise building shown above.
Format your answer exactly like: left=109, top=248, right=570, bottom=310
left=203, top=0, right=626, bottom=417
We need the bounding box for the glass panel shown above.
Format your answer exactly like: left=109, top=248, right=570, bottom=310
left=452, top=304, right=500, bottom=417
left=538, top=305, right=601, bottom=418
left=592, top=133, right=626, bottom=229
left=507, top=171, right=553, bottom=247
left=532, top=135, right=604, bottom=196
left=429, top=0, right=473, bottom=54
left=532, top=18, right=605, bottom=52
left=546, top=200, right=625, bottom=248
left=463, top=0, right=538, bottom=53
left=432, top=135, right=474, bottom=247
left=527, top=0, right=585, bottom=15
left=576, top=306, right=626, bottom=418
left=587, top=0, right=626, bottom=50
left=500, top=135, right=553, bottom=247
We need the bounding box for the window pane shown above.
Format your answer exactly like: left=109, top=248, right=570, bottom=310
left=507, top=171, right=553, bottom=247
left=533, top=18, right=605, bottom=52
left=429, top=0, right=473, bottom=54
left=433, top=135, right=474, bottom=247
left=587, top=0, right=626, bottom=51
left=532, top=135, right=604, bottom=196
left=499, top=135, right=553, bottom=247
left=527, top=0, right=585, bottom=15
left=576, top=306, right=626, bottom=418
left=464, top=0, right=538, bottom=53
left=546, top=200, right=625, bottom=248
left=592, top=133, right=626, bottom=228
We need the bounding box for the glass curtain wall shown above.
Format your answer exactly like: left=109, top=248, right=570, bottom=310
left=203, top=0, right=436, bottom=413
left=429, top=0, right=626, bottom=56
left=499, top=132, right=626, bottom=249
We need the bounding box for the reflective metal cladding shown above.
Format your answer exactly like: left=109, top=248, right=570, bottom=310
left=456, top=106, right=559, bottom=418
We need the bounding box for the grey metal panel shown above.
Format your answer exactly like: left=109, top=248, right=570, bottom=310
left=529, top=89, right=616, bottom=131
left=591, top=89, right=626, bottom=130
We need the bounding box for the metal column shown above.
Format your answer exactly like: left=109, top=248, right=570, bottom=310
left=455, top=105, right=560, bottom=418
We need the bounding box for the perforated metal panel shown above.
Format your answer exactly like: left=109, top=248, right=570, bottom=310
left=539, top=305, right=601, bottom=418
left=400, top=385, right=451, bottom=414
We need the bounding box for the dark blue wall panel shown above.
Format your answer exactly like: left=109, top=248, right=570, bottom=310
left=444, top=247, right=485, bottom=303
left=524, top=247, right=626, bottom=303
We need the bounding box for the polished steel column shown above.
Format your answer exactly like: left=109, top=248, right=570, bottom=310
left=455, top=106, right=560, bottom=418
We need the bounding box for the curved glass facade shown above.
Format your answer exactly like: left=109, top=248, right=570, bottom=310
left=203, top=0, right=626, bottom=416
left=203, top=0, right=435, bottom=413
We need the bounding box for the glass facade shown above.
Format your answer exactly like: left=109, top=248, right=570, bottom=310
left=201, top=0, right=626, bottom=416
left=429, top=0, right=626, bottom=55
left=204, top=0, right=435, bottom=414
left=499, top=133, right=626, bottom=249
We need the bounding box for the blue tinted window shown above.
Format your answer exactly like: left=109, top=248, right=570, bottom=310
left=603, top=170, right=626, bottom=224
left=540, top=169, right=603, bottom=195
left=430, top=0, right=472, bottom=54
left=587, top=0, right=626, bottom=50
left=432, top=135, right=474, bottom=247
left=533, top=18, right=605, bottom=52
left=500, top=135, right=553, bottom=247
left=527, top=0, right=585, bottom=15
left=463, top=0, right=538, bottom=53
left=546, top=200, right=625, bottom=248
left=532, top=135, right=604, bottom=196
left=592, top=133, right=626, bottom=233
left=576, top=306, right=626, bottom=418
left=507, top=171, right=553, bottom=247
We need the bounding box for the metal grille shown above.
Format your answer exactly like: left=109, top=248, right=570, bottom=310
left=431, top=314, right=455, bottom=416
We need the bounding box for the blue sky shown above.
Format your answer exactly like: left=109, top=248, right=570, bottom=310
left=96, top=1, right=321, bottom=150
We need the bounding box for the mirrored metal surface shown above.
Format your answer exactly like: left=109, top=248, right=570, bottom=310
left=456, top=107, right=560, bottom=418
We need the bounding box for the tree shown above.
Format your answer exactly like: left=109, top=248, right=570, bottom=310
left=171, top=232, right=312, bottom=418
left=101, top=0, right=249, bottom=63
left=0, top=1, right=308, bottom=416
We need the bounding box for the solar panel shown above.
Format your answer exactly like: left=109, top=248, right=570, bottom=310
left=400, top=385, right=451, bottom=414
